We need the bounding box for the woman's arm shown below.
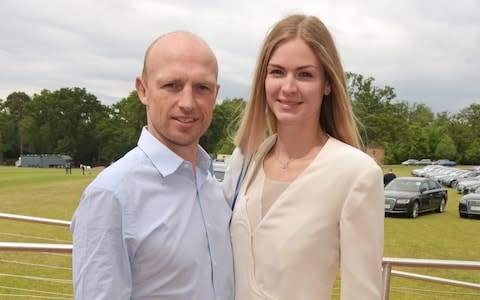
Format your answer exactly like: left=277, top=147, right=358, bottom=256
left=339, top=164, right=384, bottom=300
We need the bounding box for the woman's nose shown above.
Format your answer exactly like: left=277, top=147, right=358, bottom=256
left=281, top=75, right=298, bottom=93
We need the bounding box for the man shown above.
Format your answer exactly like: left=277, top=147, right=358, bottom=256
left=383, top=168, right=396, bottom=186
left=70, top=32, right=234, bottom=299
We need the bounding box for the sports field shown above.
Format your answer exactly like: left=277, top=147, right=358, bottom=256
left=0, top=165, right=479, bottom=299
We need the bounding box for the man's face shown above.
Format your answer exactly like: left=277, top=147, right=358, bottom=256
left=136, top=36, right=219, bottom=155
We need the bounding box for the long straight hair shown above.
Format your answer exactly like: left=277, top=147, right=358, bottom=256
left=235, top=14, right=361, bottom=157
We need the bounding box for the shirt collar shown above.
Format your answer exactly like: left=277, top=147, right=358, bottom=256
left=137, top=127, right=213, bottom=176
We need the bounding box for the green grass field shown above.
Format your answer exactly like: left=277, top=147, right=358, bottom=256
left=0, top=165, right=479, bottom=299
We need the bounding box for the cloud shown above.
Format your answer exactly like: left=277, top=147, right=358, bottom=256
left=0, top=0, right=479, bottom=113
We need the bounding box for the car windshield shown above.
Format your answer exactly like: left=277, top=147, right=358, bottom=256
left=385, top=180, right=421, bottom=193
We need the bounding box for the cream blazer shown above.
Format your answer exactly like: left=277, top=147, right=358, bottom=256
left=224, top=135, right=384, bottom=300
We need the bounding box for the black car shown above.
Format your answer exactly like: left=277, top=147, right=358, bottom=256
left=459, top=187, right=480, bottom=218
left=384, top=177, right=448, bottom=218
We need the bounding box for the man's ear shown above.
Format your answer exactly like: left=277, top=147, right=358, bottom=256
left=136, top=77, right=149, bottom=105
left=215, top=84, right=220, bottom=99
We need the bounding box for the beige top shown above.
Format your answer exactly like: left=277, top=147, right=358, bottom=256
left=246, top=162, right=291, bottom=228
left=227, top=135, right=384, bottom=300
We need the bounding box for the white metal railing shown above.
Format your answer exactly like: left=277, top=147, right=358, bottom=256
left=1, top=212, right=480, bottom=299
left=0, top=242, right=72, bottom=253
left=0, top=212, right=71, bottom=227
left=0, top=213, right=71, bottom=253
left=382, top=257, right=480, bottom=300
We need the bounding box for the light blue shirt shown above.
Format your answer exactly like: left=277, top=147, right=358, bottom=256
left=71, top=128, right=234, bottom=299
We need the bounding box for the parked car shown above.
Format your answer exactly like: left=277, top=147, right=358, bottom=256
left=433, top=159, right=457, bottom=167
left=456, top=177, right=480, bottom=194
left=459, top=187, right=480, bottom=218
left=401, top=159, right=420, bottom=165
left=384, top=177, right=448, bottom=218
left=411, top=165, right=442, bottom=177
left=213, top=161, right=227, bottom=182
left=442, top=170, right=480, bottom=188
left=429, top=168, right=458, bottom=182
left=417, top=159, right=433, bottom=165
left=438, top=169, right=467, bottom=187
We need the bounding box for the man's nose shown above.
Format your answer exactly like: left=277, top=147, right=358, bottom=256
left=178, top=86, right=194, bottom=111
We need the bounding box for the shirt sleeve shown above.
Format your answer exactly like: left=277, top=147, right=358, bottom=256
left=222, top=147, right=245, bottom=208
left=71, top=187, right=132, bottom=299
left=340, top=164, right=384, bottom=300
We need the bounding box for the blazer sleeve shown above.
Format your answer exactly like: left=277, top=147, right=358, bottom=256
left=339, top=164, right=384, bottom=300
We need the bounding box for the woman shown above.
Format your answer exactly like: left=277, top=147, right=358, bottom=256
left=224, top=14, right=384, bottom=299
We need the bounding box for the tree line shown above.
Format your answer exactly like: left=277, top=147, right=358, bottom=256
left=0, top=72, right=479, bottom=166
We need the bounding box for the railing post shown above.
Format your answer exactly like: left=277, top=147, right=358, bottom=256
left=382, top=262, right=392, bottom=300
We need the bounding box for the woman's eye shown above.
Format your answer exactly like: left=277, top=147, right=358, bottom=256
left=268, top=69, right=283, bottom=76
left=298, top=71, right=313, bottom=78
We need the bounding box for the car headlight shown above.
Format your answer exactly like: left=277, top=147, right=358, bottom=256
left=396, top=199, right=410, bottom=204
left=460, top=198, right=467, bottom=204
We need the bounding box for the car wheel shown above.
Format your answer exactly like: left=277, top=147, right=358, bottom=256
left=410, top=201, right=419, bottom=218
left=437, top=198, right=446, bottom=213
left=451, top=180, right=457, bottom=188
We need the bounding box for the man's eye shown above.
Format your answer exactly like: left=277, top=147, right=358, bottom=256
left=163, top=82, right=178, bottom=89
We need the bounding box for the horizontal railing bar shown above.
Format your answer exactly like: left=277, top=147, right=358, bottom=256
left=0, top=242, right=72, bottom=253
left=0, top=212, right=71, bottom=227
left=383, top=257, right=480, bottom=270
left=392, top=270, right=480, bottom=290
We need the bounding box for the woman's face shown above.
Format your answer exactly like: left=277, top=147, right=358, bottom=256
left=265, top=38, right=330, bottom=128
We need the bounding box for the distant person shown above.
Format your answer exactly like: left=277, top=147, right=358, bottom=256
left=223, top=14, right=384, bottom=299
left=65, top=162, right=72, bottom=175
left=70, top=31, right=234, bottom=299
left=384, top=168, right=397, bottom=186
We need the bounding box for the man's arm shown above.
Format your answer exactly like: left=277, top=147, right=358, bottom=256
left=71, top=188, right=132, bottom=299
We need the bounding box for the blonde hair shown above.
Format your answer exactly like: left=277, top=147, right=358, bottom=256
left=235, top=14, right=361, bottom=157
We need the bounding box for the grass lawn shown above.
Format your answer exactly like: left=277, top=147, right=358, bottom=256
left=375, top=165, right=480, bottom=300
left=0, top=165, right=479, bottom=299
left=0, top=166, right=97, bottom=299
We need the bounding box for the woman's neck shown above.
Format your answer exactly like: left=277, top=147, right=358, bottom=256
left=274, top=125, right=327, bottom=159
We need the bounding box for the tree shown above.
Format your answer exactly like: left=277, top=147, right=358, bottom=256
left=21, top=88, right=107, bottom=164
left=448, top=104, right=479, bottom=163
left=347, top=72, right=397, bottom=146
left=0, top=100, right=5, bottom=163
left=201, top=98, right=245, bottom=156
left=434, top=135, right=457, bottom=160
left=464, top=140, right=480, bottom=165
left=96, top=91, right=146, bottom=163
left=405, top=125, right=431, bottom=159
left=2, top=91, right=31, bottom=157
left=408, top=103, right=434, bottom=127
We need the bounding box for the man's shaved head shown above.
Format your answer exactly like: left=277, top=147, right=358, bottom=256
left=141, top=31, right=218, bottom=81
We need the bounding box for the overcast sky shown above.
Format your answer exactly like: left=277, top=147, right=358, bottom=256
left=1, top=0, right=479, bottom=113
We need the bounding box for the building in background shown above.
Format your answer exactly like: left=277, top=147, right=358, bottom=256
left=15, top=154, right=72, bottom=168
left=366, top=145, right=384, bottom=165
